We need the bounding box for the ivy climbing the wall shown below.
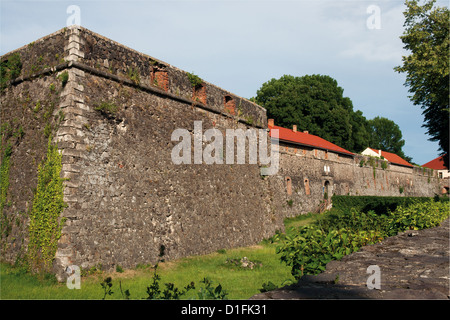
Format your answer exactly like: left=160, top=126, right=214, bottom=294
left=27, top=138, right=67, bottom=273
left=0, top=143, right=12, bottom=243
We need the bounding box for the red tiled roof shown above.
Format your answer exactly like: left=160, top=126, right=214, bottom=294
left=368, top=148, right=413, bottom=168
left=268, top=124, right=354, bottom=156
left=422, top=154, right=448, bottom=170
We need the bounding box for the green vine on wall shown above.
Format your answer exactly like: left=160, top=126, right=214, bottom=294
left=0, top=143, right=12, bottom=243
left=27, top=138, right=67, bottom=273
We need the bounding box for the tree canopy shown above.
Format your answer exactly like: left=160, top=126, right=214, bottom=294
left=254, top=74, right=371, bottom=153
left=367, top=116, right=410, bottom=161
left=394, top=0, right=449, bottom=166
left=254, top=74, right=412, bottom=160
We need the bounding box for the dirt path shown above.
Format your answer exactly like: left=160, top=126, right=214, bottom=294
left=252, top=218, right=449, bottom=299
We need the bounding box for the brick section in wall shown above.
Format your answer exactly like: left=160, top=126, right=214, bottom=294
left=151, top=68, right=169, bottom=92
left=193, top=83, right=207, bottom=105
left=224, top=95, right=236, bottom=115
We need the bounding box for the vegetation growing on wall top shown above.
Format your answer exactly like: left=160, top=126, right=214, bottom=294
left=0, top=53, right=22, bottom=91
left=187, top=72, right=203, bottom=88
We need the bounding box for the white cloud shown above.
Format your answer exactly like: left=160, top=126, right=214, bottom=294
left=334, top=3, right=407, bottom=63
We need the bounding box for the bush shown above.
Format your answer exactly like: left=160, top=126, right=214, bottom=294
left=331, top=195, right=432, bottom=215
left=388, top=200, right=449, bottom=232
left=277, top=200, right=449, bottom=280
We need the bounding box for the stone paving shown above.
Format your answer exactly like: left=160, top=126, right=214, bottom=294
left=252, top=218, right=449, bottom=299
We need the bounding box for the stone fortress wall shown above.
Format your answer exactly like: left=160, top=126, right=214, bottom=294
left=0, top=26, right=440, bottom=279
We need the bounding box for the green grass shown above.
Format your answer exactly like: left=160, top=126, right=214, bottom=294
left=0, top=213, right=324, bottom=300
left=0, top=229, right=308, bottom=300
left=0, top=244, right=294, bottom=300
left=284, top=212, right=321, bottom=229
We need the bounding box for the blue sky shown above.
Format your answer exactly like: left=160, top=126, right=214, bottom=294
left=1, top=0, right=447, bottom=165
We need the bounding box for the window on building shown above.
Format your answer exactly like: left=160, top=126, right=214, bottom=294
left=285, top=177, right=292, bottom=195
left=304, top=178, right=310, bottom=195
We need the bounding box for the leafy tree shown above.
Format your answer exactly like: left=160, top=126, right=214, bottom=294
left=367, top=116, right=409, bottom=160
left=394, top=0, right=449, bottom=167
left=254, top=74, right=370, bottom=153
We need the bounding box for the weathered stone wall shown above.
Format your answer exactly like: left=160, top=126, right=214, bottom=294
left=0, top=26, right=440, bottom=279
left=55, top=69, right=279, bottom=274
left=271, top=149, right=440, bottom=217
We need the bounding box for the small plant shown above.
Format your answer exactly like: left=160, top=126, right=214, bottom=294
left=57, top=71, right=69, bottom=87
left=33, top=101, right=42, bottom=113
left=0, top=52, right=22, bottom=91
left=399, top=186, right=404, bottom=194
left=81, top=263, right=103, bottom=277
left=58, top=110, right=65, bottom=123
left=259, top=281, right=278, bottom=293
left=187, top=72, right=203, bottom=88
left=115, top=265, right=124, bottom=273
left=287, top=199, right=293, bottom=207
left=225, top=257, right=262, bottom=269
left=119, top=281, right=131, bottom=300
left=144, top=244, right=195, bottom=300
left=13, top=126, right=25, bottom=140
left=94, top=101, right=119, bottom=116
left=43, top=123, right=52, bottom=138
left=98, top=244, right=228, bottom=300
left=197, top=278, right=228, bottom=300
left=359, top=159, right=365, bottom=167
left=101, top=277, right=114, bottom=300
left=127, top=67, right=140, bottom=85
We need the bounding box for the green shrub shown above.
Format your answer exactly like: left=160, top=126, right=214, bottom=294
left=277, top=200, right=449, bottom=280
left=331, top=195, right=432, bottom=215
left=187, top=72, right=203, bottom=88
left=388, top=201, right=449, bottom=232
left=277, top=222, right=383, bottom=279
left=57, top=71, right=69, bottom=87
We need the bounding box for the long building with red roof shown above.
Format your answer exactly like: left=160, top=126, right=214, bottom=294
left=268, top=119, right=354, bottom=158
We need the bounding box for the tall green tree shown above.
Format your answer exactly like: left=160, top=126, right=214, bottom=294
left=394, top=0, right=449, bottom=166
left=254, top=74, right=371, bottom=153
left=368, top=116, right=410, bottom=161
